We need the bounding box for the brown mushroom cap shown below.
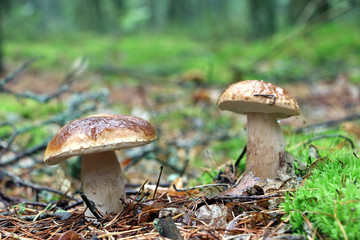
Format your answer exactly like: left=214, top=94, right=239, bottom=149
left=43, top=114, right=157, bottom=165
left=217, top=80, right=300, bottom=118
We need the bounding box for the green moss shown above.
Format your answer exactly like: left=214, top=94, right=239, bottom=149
left=0, top=95, right=63, bottom=147
left=282, top=150, right=360, bottom=239
left=0, top=94, right=63, bottom=120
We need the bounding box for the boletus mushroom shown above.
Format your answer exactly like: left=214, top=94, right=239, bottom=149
left=43, top=114, right=156, bottom=218
left=217, top=80, right=300, bottom=179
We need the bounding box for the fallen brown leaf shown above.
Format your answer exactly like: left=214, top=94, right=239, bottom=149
left=59, top=231, right=83, bottom=240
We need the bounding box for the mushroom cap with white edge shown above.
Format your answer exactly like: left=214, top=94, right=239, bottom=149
left=43, top=114, right=157, bottom=165
left=217, top=80, right=300, bottom=118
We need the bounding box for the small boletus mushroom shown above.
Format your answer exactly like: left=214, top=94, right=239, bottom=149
left=43, top=114, right=156, bottom=218
left=217, top=80, right=300, bottom=179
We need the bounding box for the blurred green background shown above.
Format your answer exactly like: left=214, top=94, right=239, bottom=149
left=1, top=0, right=359, bottom=85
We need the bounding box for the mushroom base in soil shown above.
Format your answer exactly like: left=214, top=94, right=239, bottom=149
left=81, top=151, right=126, bottom=217
left=43, top=114, right=157, bottom=219
left=246, top=112, right=285, bottom=179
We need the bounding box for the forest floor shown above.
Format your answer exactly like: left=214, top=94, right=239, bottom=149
left=0, top=62, right=360, bottom=239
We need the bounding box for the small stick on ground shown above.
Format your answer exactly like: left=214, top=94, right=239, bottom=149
left=235, top=145, right=247, bottom=169
left=303, top=134, right=355, bottom=149
left=79, top=192, right=102, bottom=221
left=153, top=166, right=163, bottom=199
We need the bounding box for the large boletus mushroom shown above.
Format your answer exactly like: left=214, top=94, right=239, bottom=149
left=43, top=114, right=156, bottom=218
left=217, top=80, right=300, bottom=179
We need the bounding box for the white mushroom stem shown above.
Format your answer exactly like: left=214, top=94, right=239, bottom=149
left=246, top=112, right=285, bottom=179
left=81, top=151, right=126, bottom=218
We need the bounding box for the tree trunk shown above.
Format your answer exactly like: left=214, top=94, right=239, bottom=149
left=149, top=0, right=170, bottom=31
left=248, top=0, right=276, bottom=39
left=168, top=0, right=196, bottom=24
left=112, top=0, right=124, bottom=10
left=0, top=0, right=8, bottom=74
left=75, top=0, right=104, bottom=32
left=0, top=12, right=3, bottom=75
left=287, top=0, right=330, bottom=26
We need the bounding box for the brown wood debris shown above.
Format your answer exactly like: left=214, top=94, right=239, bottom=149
left=0, top=182, right=293, bottom=239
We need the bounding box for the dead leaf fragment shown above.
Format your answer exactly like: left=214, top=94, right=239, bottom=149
left=221, top=171, right=259, bottom=196
left=342, top=122, right=360, bottom=140
left=309, top=144, right=321, bottom=160
left=59, top=231, right=83, bottom=240
left=194, top=204, right=228, bottom=228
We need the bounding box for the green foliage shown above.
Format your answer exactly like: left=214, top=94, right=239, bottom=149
left=0, top=95, right=63, bottom=120
left=13, top=202, right=26, bottom=215
left=37, top=191, right=63, bottom=205
left=5, top=22, right=360, bottom=85
left=0, top=94, right=63, bottom=147
left=191, top=168, right=218, bottom=186
left=282, top=150, right=360, bottom=239
left=25, top=127, right=50, bottom=148
left=212, top=138, right=246, bottom=161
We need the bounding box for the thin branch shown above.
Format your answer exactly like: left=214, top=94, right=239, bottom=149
left=0, top=57, right=42, bottom=90
left=63, top=200, right=83, bottom=210
left=0, top=122, right=17, bottom=161
left=295, top=114, right=360, bottom=134
left=1, top=57, right=88, bottom=103
left=213, top=192, right=280, bottom=201
left=0, top=90, right=108, bottom=167
left=153, top=166, right=163, bottom=199
left=235, top=145, right=247, bottom=169
left=79, top=192, right=102, bottom=220
left=0, top=190, right=23, bottom=204
left=3, top=86, right=69, bottom=103
left=259, top=2, right=354, bottom=62
left=0, top=169, right=79, bottom=201
left=303, top=134, right=355, bottom=149
left=0, top=140, right=49, bottom=167
left=173, top=183, right=230, bottom=192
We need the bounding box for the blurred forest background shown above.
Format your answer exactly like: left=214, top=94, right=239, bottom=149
left=0, top=0, right=359, bottom=83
